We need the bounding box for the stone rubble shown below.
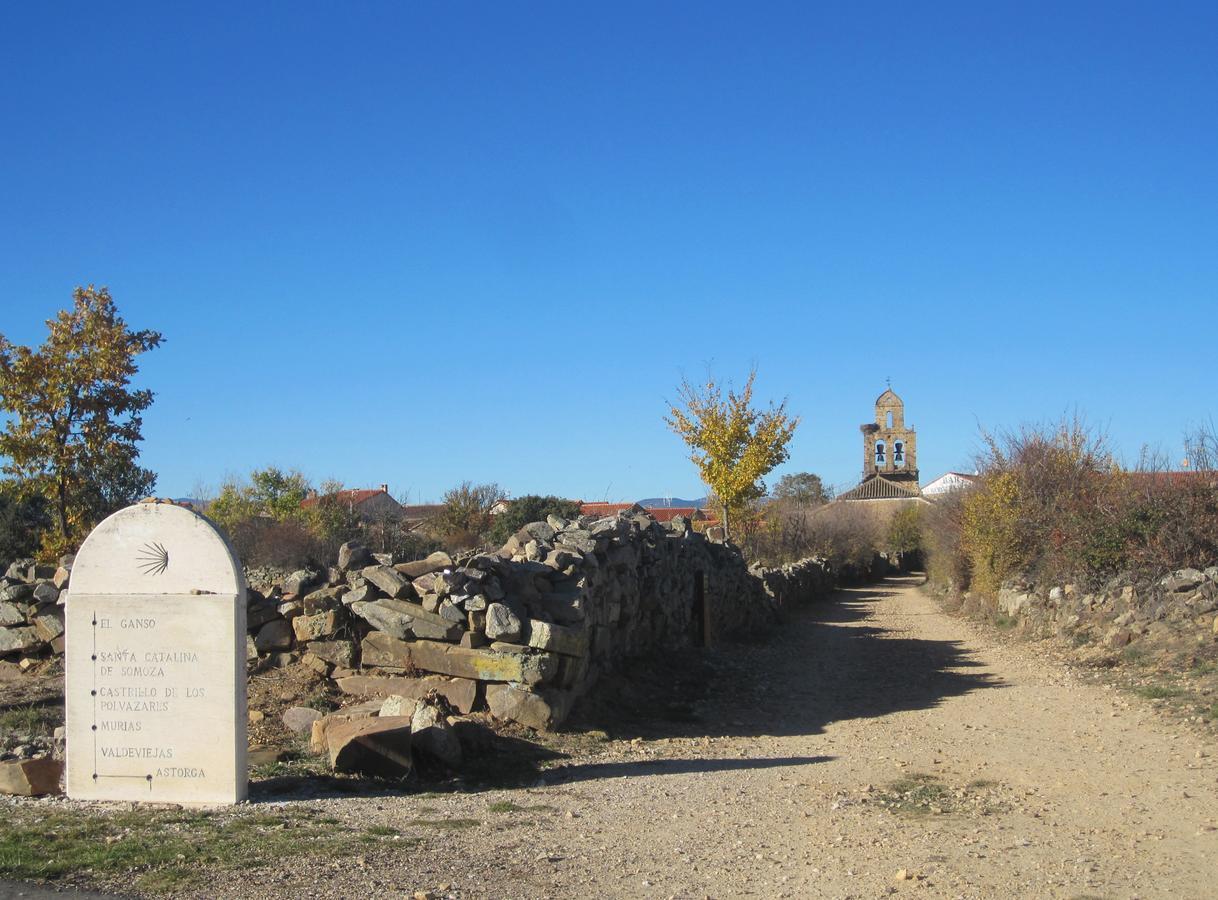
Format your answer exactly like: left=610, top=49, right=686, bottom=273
left=1, top=508, right=840, bottom=789
left=955, top=565, right=1218, bottom=658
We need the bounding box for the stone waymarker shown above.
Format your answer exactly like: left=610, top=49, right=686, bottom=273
left=66, top=502, right=248, bottom=804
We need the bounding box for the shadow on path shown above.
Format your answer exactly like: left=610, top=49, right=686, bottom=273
left=244, top=576, right=997, bottom=795
left=569, top=575, right=1001, bottom=742
left=544, top=754, right=834, bottom=785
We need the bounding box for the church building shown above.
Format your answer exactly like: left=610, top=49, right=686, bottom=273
left=837, top=387, right=925, bottom=502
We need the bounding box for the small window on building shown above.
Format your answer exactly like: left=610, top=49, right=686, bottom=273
left=875, top=440, right=886, bottom=466
left=886, top=411, right=894, bottom=429
left=894, top=441, right=905, bottom=467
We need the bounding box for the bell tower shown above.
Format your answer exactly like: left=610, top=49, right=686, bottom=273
left=859, top=387, right=919, bottom=486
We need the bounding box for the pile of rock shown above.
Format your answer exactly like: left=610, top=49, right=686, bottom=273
left=244, top=509, right=836, bottom=731
left=0, top=556, right=70, bottom=672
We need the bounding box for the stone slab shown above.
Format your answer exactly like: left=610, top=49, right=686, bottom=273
left=486, top=683, right=575, bottom=731
left=0, top=757, right=64, bottom=796
left=326, top=716, right=413, bottom=778
left=358, top=632, right=557, bottom=685
left=526, top=619, right=589, bottom=657
left=350, top=598, right=461, bottom=642
left=336, top=669, right=478, bottom=713
left=394, top=551, right=453, bottom=579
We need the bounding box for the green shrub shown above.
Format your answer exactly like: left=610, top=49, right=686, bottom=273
left=886, top=504, right=924, bottom=556
left=487, top=496, right=581, bottom=547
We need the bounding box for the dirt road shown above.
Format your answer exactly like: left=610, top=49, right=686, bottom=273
left=28, top=577, right=1218, bottom=898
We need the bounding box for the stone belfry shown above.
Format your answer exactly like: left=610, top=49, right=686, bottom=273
left=859, top=387, right=919, bottom=487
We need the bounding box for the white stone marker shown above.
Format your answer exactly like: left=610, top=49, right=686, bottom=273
left=66, top=501, right=247, bottom=804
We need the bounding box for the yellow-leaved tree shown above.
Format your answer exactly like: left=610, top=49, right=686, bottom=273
left=665, top=368, right=799, bottom=540
left=0, top=287, right=163, bottom=556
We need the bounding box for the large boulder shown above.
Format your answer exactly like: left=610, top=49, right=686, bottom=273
left=0, top=603, right=24, bottom=627
left=410, top=702, right=462, bottom=768
left=253, top=619, right=293, bottom=653
left=361, top=565, right=415, bottom=600
left=31, top=583, right=60, bottom=605
left=291, top=609, right=342, bottom=643
left=0, top=627, right=40, bottom=656
left=307, top=701, right=383, bottom=753
left=306, top=639, right=356, bottom=668
left=521, top=521, right=556, bottom=543
left=486, top=684, right=574, bottom=731
left=378, top=694, right=418, bottom=718
left=246, top=598, right=281, bottom=631
left=32, top=610, right=65, bottom=643
left=341, top=584, right=380, bottom=606
left=413, top=640, right=558, bottom=686
left=0, top=757, right=63, bottom=796
left=0, top=584, right=34, bottom=605
left=350, top=599, right=462, bottom=641
left=1162, top=569, right=1205, bottom=593
left=526, top=620, right=589, bottom=657
left=326, top=716, right=414, bottom=779
left=282, top=706, right=324, bottom=734
left=302, top=587, right=345, bottom=614
left=484, top=603, right=522, bottom=642
left=336, top=668, right=479, bottom=714
left=283, top=569, right=320, bottom=597
left=395, top=552, right=454, bottom=579
left=337, top=541, right=374, bottom=572
left=371, top=631, right=552, bottom=686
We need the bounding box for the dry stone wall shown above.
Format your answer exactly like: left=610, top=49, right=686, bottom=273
left=0, top=557, right=68, bottom=664
left=1, top=509, right=837, bottom=734
left=941, top=566, right=1218, bottom=659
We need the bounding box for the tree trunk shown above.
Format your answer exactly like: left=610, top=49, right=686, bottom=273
left=721, top=504, right=731, bottom=541
left=56, top=475, right=69, bottom=543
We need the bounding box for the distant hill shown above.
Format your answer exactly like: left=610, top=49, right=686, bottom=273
left=637, top=497, right=710, bottom=509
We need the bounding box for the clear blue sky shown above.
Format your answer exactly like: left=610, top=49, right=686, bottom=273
left=2, top=2, right=1215, bottom=502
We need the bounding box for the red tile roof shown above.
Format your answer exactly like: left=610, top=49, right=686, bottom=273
left=646, top=507, right=706, bottom=523
left=580, top=502, right=640, bottom=517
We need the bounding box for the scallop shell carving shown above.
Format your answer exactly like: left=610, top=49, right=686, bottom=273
left=136, top=541, right=170, bottom=576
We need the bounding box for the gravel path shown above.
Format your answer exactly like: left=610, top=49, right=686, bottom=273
left=21, top=576, right=1218, bottom=898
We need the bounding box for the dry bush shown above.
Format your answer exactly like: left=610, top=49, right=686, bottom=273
left=923, top=489, right=970, bottom=589
left=741, top=499, right=887, bottom=574
left=1107, top=438, right=1218, bottom=574
left=363, top=516, right=444, bottom=561
left=438, top=528, right=483, bottom=554
left=429, top=481, right=502, bottom=548
left=227, top=518, right=323, bottom=570
left=933, top=417, right=1218, bottom=594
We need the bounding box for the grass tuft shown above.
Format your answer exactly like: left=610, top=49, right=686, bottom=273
left=1133, top=684, right=1183, bottom=700
left=876, top=773, right=952, bottom=815
left=407, top=818, right=480, bottom=831
left=0, top=704, right=59, bottom=735
left=0, top=807, right=402, bottom=891
left=488, top=800, right=556, bottom=814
